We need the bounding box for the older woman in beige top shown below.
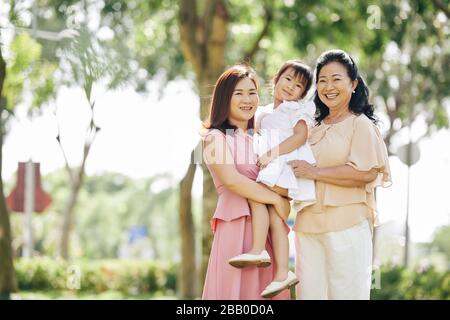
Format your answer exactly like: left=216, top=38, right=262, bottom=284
left=289, top=49, right=391, bottom=300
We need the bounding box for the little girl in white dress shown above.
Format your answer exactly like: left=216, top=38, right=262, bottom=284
left=255, top=99, right=316, bottom=211
left=228, top=60, right=316, bottom=298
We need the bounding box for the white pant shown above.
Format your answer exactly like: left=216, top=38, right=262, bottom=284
left=295, top=220, right=373, bottom=300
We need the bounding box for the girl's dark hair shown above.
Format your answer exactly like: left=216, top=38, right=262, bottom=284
left=313, top=49, right=377, bottom=125
left=273, top=60, right=313, bottom=99
left=203, top=64, right=258, bottom=134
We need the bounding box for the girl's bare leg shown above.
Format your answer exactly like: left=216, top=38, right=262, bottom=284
left=265, top=185, right=291, bottom=221
left=268, top=205, right=290, bottom=281
left=248, top=200, right=270, bottom=254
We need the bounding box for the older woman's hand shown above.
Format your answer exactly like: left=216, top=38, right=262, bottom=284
left=288, top=160, right=318, bottom=180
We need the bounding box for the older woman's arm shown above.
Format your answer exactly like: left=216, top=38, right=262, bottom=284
left=289, top=160, right=377, bottom=188
left=204, top=135, right=290, bottom=217
left=314, top=164, right=378, bottom=187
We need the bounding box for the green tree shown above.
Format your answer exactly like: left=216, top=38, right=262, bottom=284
left=75, top=173, right=178, bottom=260
left=55, top=27, right=130, bottom=259
left=5, top=0, right=449, bottom=298
left=10, top=169, right=180, bottom=261
left=117, top=0, right=437, bottom=297
left=0, top=31, right=57, bottom=299
left=4, top=0, right=134, bottom=259
left=0, top=2, right=68, bottom=280
left=97, top=0, right=274, bottom=297
left=0, top=36, right=16, bottom=301
left=429, top=225, right=450, bottom=266
left=271, top=0, right=450, bottom=269
left=361, top=0, right=450, bottom=149
left=356, top=0, right=450, bottom=266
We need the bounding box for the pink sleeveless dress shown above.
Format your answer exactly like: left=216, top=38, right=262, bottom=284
left=201, top=129, right=290, bottom=300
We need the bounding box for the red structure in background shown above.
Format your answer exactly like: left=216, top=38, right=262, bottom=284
left=6, top=162, right=52, bottom=213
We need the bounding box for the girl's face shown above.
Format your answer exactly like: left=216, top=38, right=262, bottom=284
left=274, top=67, right=306, bottom=104
left=317, top=61, right=357, bottom=112
left=229, top=77, right=259, bottom=127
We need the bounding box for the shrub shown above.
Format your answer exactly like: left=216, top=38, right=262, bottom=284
left=16, top=259, right=448, bottom=299
left=371, top=264, right=450, bottom=300
left=15, top=258, right=177, bottom=296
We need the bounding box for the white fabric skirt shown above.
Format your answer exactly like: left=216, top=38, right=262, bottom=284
left=254, top=133, right=316, bottom=211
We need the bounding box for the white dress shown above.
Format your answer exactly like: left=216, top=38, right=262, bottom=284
left=254, top=100, right=317, bottom=211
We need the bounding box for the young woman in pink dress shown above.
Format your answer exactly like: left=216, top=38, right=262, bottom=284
left=201, top=65, right=291, bottom=300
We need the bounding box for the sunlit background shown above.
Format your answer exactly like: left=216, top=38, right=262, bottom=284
left=0, top=0, right=449, bottom=300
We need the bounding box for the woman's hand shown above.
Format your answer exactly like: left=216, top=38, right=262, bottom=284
left=288, top=160, right=318, bottom=180
left=273, top=195, right=291, bottom=221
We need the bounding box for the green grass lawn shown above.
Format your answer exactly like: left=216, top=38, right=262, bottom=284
left=12, top=290, right=177, bottom=300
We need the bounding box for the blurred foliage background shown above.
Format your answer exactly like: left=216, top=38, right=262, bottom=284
left=0, top=0, right=449, bottom=300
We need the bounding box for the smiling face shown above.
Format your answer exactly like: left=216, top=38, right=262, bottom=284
left=229, top=77, right=259, bottom=128
left=317, top=62, right=357, bottom=112
left=274, top=67, right=307, bottom=106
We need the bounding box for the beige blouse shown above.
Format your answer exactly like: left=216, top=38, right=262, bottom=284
left=293, top=114, right=392, bottom=234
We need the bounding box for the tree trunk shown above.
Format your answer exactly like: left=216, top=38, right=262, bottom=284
left=176, top=73, right=221, bottom=297
left=179, top=0, right=274, bottom=292
left=200, top=164, right=216, bottom=287
left=179, top=0, right=229, bottom=296
left=178, top=149, right=197, bottom=298
left=57, top=111, right=97, bottom=259
left=0, top=46, right=17, bottom=300
left=198, top=74, right=219, bottom=289
left=58, top=174, right=83, bottom=259
left=58, top=143, right=93, bottom=259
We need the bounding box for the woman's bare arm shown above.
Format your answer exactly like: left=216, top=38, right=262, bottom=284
left=315, top=165, right=378, bottom=187
left=204, top=134, right=290, bottom=216
left=289, top=160, right=378, bottom=188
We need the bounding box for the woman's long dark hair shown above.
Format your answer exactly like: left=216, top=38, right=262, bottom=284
left=203, top=64, right=258, bottom=134
left=313, top=49, right=377, bottom=125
